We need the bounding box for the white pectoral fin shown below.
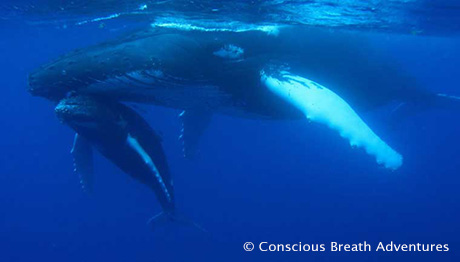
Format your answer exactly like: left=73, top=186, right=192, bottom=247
left=261, top=71, right=403, bottom=170
left=126, top=133, right=171, bottom=201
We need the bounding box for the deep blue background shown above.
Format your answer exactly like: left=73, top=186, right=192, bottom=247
left=0, top=20, right=459, bottom=262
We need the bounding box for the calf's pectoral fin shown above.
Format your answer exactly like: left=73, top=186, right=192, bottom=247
left=71, top=133, right=94, bottom=193
left=126, top=133, right=172, bottom=203
left=261, top=70, right=403, bottom=170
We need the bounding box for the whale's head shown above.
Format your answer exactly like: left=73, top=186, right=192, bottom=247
left=56, top=96, right=105, bottom=126
left=55, top=95, right=126, bottom=140
left=28, top=30, right=207, bottom=101
left=27, top=47, right=98, bottom=100
left=28, top=63, right=72, bottom=100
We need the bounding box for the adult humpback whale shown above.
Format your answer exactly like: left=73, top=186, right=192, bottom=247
left=28, top=25, right=459, bottom=170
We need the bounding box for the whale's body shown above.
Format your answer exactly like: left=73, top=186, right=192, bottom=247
left=27, top=24, right=460, bottom=223
left=29, top=25, right=456, bottom=169
left=28, top=26, right=431, bottom=119
left=55, top=95, right=175, bottom=214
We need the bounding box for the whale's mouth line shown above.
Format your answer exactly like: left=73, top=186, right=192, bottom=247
left=86, top=69, right=205, bottom=92
left=27, top=76, right=61, bottom=98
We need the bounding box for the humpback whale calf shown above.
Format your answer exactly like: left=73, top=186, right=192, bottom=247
left=28, top=25, right=459, bottom=172
left=55, top=95, right=175, bottom=223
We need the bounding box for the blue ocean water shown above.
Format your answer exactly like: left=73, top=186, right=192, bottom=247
left=1, top=1, right=459, bottom=261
